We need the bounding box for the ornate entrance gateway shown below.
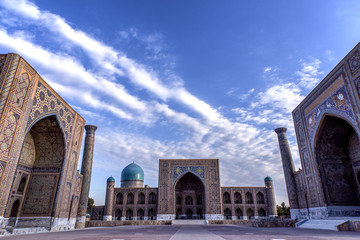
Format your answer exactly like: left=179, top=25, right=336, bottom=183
left=175, top=172, right=205, bottom=219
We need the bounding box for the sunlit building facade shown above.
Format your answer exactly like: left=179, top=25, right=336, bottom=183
left=91, top=159, right=277, bottom=221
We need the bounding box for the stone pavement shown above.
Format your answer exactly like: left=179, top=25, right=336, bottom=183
left=1, top=224, right=360, bottom=240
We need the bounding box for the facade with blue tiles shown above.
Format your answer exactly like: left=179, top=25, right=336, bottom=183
left=92, top=159, right=277, bottom=221
left=276, top=43, right=360, bottom=220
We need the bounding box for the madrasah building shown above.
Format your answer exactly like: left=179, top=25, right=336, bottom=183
left=91, top=159, right=277, bottom=221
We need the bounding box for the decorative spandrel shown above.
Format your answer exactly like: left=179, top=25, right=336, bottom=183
left=173, top=165, right=205, bottom=184
left=305, top=85, right=355, bottom=146
left=27, top=82, right=75, bottom=146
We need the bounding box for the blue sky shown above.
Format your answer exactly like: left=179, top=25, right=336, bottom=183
left=1, top=0, right=360, bottom=206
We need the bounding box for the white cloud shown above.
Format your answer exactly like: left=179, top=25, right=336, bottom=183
left=264, top=66, right=272, bottom=73
left=0, top=29, right=152, bottom=117
left=257, top=83, right=304, bottom=113
left=296, top=59, right=323, bottom=89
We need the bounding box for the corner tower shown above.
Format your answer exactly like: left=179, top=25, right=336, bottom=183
left=264, top=176, right=277, bottom=217
left=104, top=176, right=115, bottom=221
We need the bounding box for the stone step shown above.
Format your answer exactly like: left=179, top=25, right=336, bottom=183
left=172, top=220, right=207, bottom=225
left=296, top=219, right=349, bottom=231
left=9, top=227, right=49, bottom=235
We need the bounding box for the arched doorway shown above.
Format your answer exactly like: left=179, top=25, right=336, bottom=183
left=148, top=208, right=156, bottom=220
left=315, top=116, right=360, bottom=206
left=258, top=208, right=266, bottom=217
left=174, top=172, right=205, bottom=219
left=224, top=208, right=232, bottom=220
left=17, top=115, right=65, bottom=218
left=197, top=209, right=203, bottom=219
left=186, top=209, right=193, bottom=219
left=137, top=208, right=144, bottom=220
left=247, top=208, right=254, bottom=219
left=126, top=209, right=133, bottom=220
left=176, top=208, right=181, bottom=219
left=115, top=209, right=122, bottom=220
left=235, top=208, right=243, bottom=219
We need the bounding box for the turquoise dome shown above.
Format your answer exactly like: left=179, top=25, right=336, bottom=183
left=121, top=163, right=144, bottom=182
left=264, top=176, right=272, bottom=182
left=107, top=176, right=115, bottom=182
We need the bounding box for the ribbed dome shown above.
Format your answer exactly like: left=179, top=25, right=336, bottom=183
left=264, top=176, right=272, bottom=182
left=107, top=176, right=115, bottom=182
left=121, top=163, right=144, bottom=182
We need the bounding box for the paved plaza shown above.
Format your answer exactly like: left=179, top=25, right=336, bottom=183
left=1, top=224, right=360, bottom=240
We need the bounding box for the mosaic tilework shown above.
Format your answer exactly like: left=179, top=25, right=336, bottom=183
left=61, top=182, right=72, bottom=212
left=305, top=86, right=355, bottom=146
left=173, top=165, right=205, bottom=184
left=0, top=161, right=5, bottom=183
left=0, top=54, right=12, bottom=90
left=12, top=72, right=30, bottom=109
left=0, top=55, right=7, bottom=73
left=0, top=111, right=19, bottom=156
left=21, top=174, right=58, bottom=215
left=27, top=82, right=75, bottom=146
left=0, top=54, right=20, bottom=118
left=348, top=50, right=360, bottom=75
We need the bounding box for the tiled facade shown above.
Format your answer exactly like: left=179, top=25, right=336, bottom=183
left=0, top=54, right=87, bottom=232
left=92, top=159, right=277, bottom=221
left=276, top=42, right=360, bottom=219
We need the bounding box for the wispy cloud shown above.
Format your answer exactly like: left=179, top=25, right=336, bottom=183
left=296, top=58, right=323, bottom=89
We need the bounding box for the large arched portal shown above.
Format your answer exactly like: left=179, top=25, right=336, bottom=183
left=175, top=172, right=205, bottom=219
left=315, top=115, right=360, bottom=206
left=18, top=115, right=65, bottom=217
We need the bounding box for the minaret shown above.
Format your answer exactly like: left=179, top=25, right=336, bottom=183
left=75, top=125, right=98, bottom=229
left=274, top=127, right=299, bottom=209
left=264, top=176, right=277, bottom=217
left=104, top=176, right=115, bottom=221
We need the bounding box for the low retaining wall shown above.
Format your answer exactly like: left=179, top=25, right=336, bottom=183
left=86, top=220, right=172, bottom=228
left=208, top=219, right=295, bottom=227
left=207, top=220, right=252, bottom=225
left=251, top=219, right=296, bottom=228
left=87, top=219, right=296, bottom=228
left=337, top=221, right=360, bottom=232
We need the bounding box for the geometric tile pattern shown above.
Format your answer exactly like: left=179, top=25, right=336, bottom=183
left=0, top=54, right=20, bottom=119
left=173, top=165, right=205, bottom=184
left=27, top=82, right=75, bottom=146
left=21, top=174, right=58, bottom=215
left=348, top=50, right=360, bottom=75
left=305, top=86, right=355, bottom=146
left=12, top=72, right=30, bottom=109
left=0, top=111, right=19, bottom=156
left=0, top=54, right=7, bottom=73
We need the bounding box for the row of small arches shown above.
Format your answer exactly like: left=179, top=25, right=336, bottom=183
left=176, top=196, right=202, bottom=205
left=223, top=192, right=265, bottom=204
left=114, top=208, right=156, bottom=220
left=115, top=192, right=157, bottom=205
left=223, top=208, right=266, bottom=219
